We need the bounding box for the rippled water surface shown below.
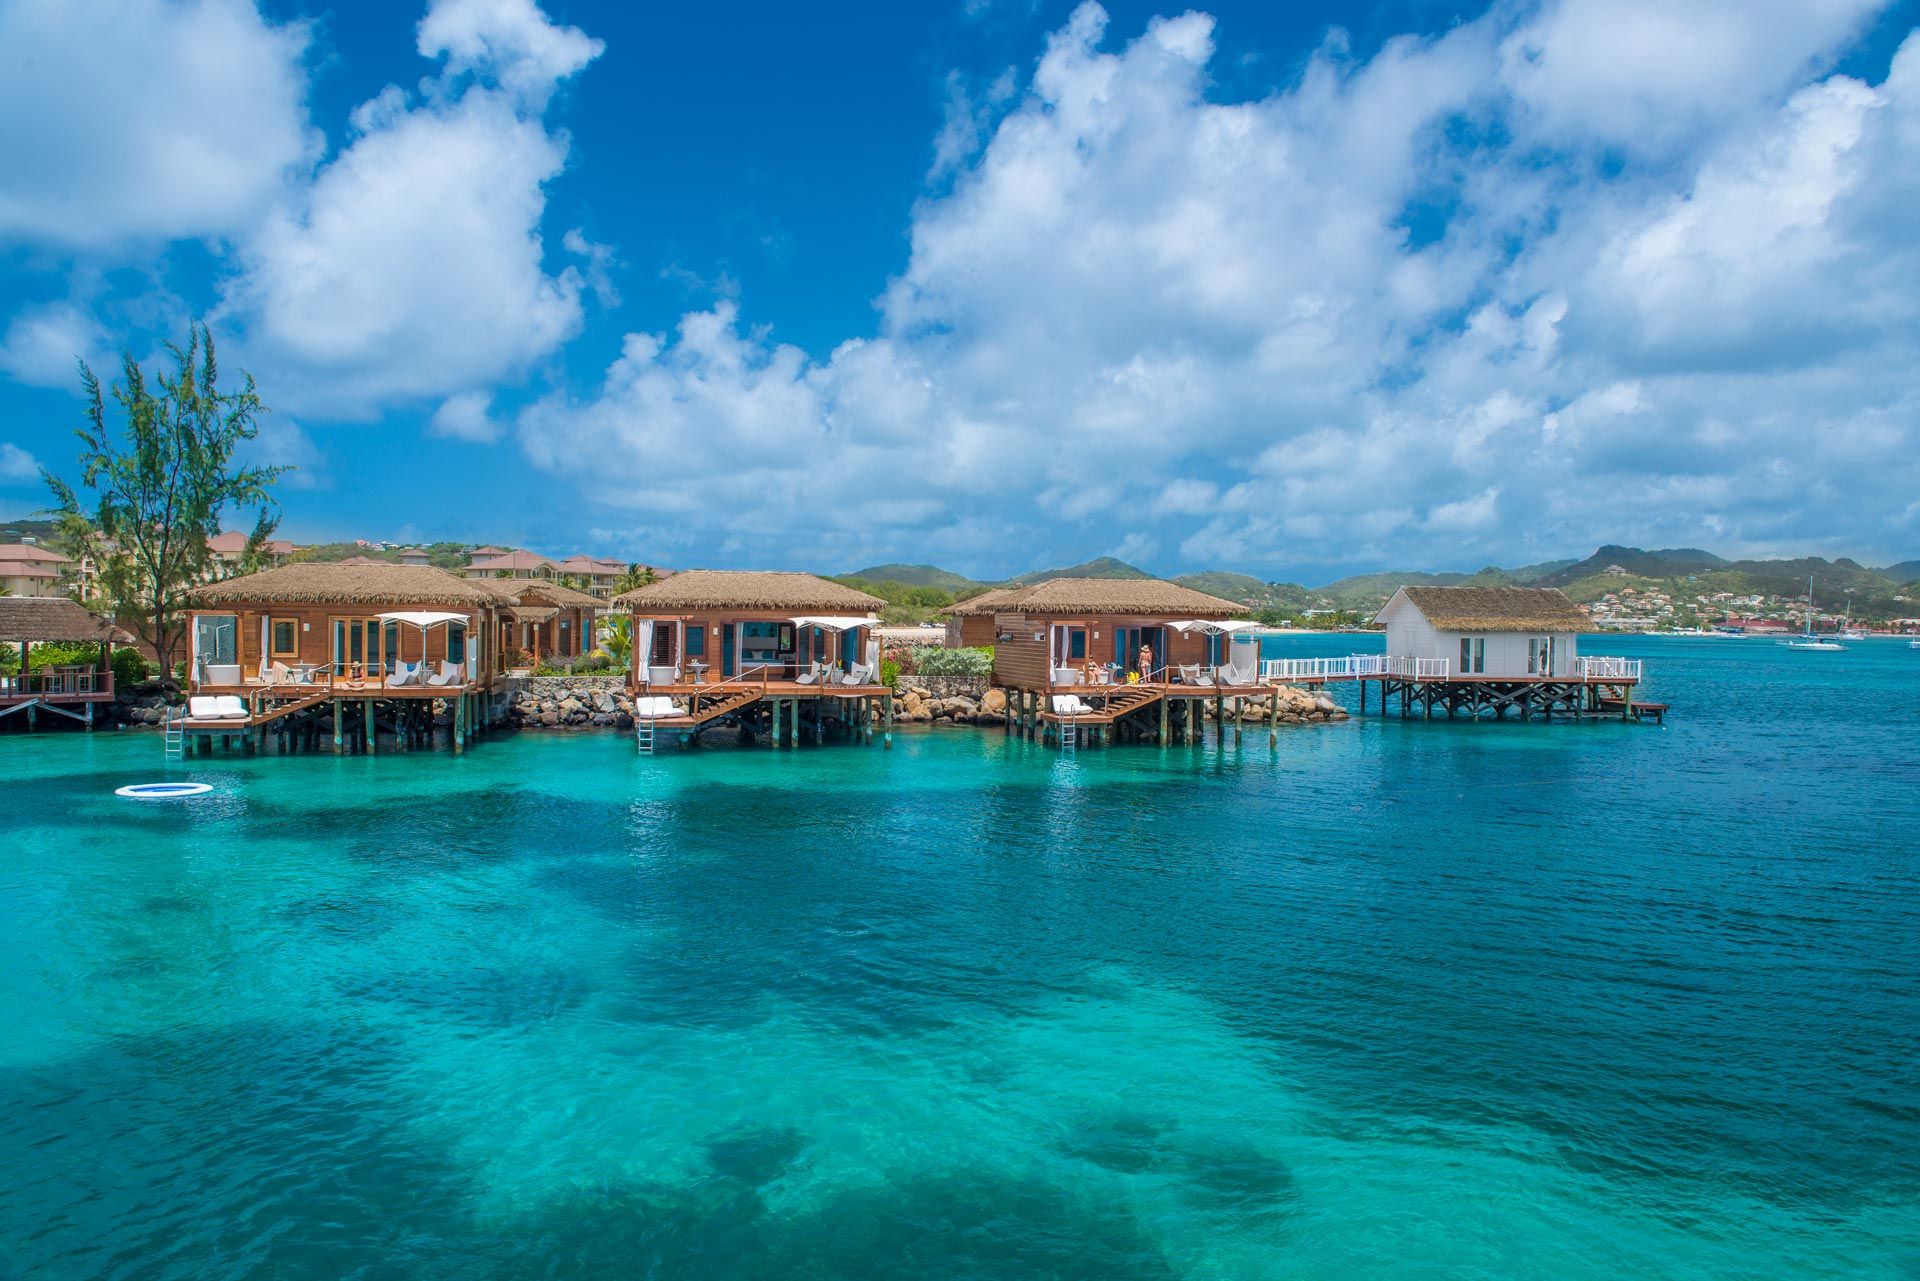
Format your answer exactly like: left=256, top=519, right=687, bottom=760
left=3, top=637, right=1917, bottom=1279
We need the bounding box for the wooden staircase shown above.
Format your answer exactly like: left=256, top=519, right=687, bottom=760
left=686, top=687, right=763, bottom=726
left=1098, top=686, right=1164, bottom=723
left=248, top=689, right=332, bottom=729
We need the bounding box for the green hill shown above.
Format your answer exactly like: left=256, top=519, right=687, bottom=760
left=843, top=563, right=985, bottom=594
left=1879, top=560, right=1920, bottom=584
left=1538, top=545, right=1726, bottom=586
left=1173, top=570, right=1264, bottom=600
left=1005, top=556, right=1152, bottom=586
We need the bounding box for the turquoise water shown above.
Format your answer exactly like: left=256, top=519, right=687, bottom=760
left=2, top=637, right=1916, bottom=1279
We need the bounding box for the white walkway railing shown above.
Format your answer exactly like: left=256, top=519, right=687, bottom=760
left=1576, top=656, right=1642, bottom=680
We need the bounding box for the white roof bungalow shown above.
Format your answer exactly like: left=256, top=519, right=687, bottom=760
left=1375, top=586, right=1592, bottom=679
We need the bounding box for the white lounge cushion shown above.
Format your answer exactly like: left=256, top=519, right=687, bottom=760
left=212, top=695, right=249, bottom=719
left=187, top=696, right=223, bottom=720
left=633, top=696, right=679, bottom=719
left=1051, top=694, right=1093, bottom=715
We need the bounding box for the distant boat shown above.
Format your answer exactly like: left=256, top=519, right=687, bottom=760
left=1781, top=576, right=1845, bottom=650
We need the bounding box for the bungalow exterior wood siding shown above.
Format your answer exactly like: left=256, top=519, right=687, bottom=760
left=1375, top=586, right=1591, bottom=678
left=186, top=562, right=501, bottom=685
left=470, top=578, right=600, bottom=661
left=615, top=571, right=888, bottom=684
left=984, top=578, right=1244, bottom=692
left=945, top=588, right=1018, bottom=648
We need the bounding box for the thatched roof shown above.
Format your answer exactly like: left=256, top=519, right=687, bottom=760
left=615, top=570, right=884, bottom=613
left=188, top=561, right=494, bottom=606
left=947, top=587, right=1019, bottom=616
left=982, top=577, right=1242, bottom=617
left=1390, top=586, right=1591, bottom=632
left=0, top=596, right=134, bottom=643
left=469, top=577, right=603, bottom=609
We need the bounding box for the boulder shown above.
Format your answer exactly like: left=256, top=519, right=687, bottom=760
left=980, top=687, right=1007, bottom=716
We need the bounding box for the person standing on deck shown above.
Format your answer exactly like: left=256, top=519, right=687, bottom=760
left=1138, top=642, right=1153, bottom=681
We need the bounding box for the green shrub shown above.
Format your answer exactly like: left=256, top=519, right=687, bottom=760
left=913, top=645, right=994, bottom=678
left=111, top=648, right=151, bottom=686
left=880, top=657, right=900, bottom=688
left=26, top=641, right=101, bottom=670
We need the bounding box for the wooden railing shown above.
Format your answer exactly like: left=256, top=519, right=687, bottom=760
left=1, top=667, right=111, bottom=698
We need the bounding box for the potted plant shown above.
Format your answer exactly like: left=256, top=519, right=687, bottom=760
left=504, top=646, right=534, bottom=678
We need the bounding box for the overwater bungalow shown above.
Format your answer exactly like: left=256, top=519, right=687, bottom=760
left=182, top=561, right=503, bottom=754
left=616, top=570, right=890, bottom=750
left=943, top=587, right=1017, bottom=648
left=0, top=596, right=132, bottom=730
left=469, top=577, right=602, bottom=665
left=1360, top=586, right=1653, bottom=720
left=980, top=577, right=1274, bottom=745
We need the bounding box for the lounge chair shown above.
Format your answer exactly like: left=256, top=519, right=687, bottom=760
left=795, top=662, right=825, bottom=686
left=214, top=695, right=249, bottom=719
left=387, top=661, right=417, bottom=687
left=1051, top=694, right=1095, bottom=716
left=836, top=662, right=871, bottom=686
left=426, top=662, right=462, bottom=687
left=1221, top=656, right=1257, bottom=686
left=187, top=696, right=224, bottom=721
left=633, top=696, right=680, bottom=719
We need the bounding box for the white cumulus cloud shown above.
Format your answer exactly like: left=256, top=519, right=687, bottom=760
left=0, top=0, right=314, bottom=250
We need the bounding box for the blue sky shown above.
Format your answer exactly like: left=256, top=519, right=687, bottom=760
left=2, top=0, right=1918, bottom=582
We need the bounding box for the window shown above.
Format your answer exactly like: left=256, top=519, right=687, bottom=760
left=685, top=624, right=705, bottom=658
left=558, top=618, right=571, bottom=654
left=447, top=621, right=466, bottom=665
left=1459, top=636, right=1485, bottom=674
left=195, top=615, right=237, bottom=664
left=1460, top=636, right=1472, bottom=672
left=270, top=618, right=298, bottom=657
left=1068, top=628, right=1087, bottom=659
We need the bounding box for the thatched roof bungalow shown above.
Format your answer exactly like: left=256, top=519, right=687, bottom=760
left=469, top=576, right=603, bottom=662
left=977, top=577, right=1248, bottom=692
left=186, top=562, right=497, bottom=689
left=1, top=597, right=133, bottom=722
left=616, top=570, right=885, bottom=689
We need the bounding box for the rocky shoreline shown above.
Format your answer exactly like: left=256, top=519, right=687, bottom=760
left=86, top=673, right=1348, bottom=734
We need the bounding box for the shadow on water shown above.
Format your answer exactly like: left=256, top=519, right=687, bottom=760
left=0, top=1022, right=1183, bottom=1281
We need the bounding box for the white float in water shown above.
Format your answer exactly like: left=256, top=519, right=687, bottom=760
left=115, top=782, right=213, bottom=800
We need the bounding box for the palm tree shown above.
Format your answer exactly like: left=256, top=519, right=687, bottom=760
left=613, top=562, right=656, bottom=596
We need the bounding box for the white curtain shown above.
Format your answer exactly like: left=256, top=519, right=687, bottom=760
left=259, top=616, right=270, bottom=678
left=637, top=620, right=655, bottom=670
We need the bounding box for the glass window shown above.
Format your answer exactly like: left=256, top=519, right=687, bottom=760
left=1460, top=637, right=1471, bottom=672
left=685, top=624, right=705, bottom=658
left=1527, top=638, right=1538, bottom=674
left=1069, top=628, right=1087, bottom=659
left=447, top=621, right=466, bottom=664
left=1473, top=638, right=1486, bottom=673
left=271, top=619, right=298, bottom=656
left=196, top=615, right=237, bottom=664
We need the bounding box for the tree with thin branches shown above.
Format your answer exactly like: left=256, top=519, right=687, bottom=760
left=42, top=324, right=289, bottom=678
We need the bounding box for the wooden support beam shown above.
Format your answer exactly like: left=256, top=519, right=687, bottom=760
left=364, top=699, right=375, bottom=755
left=332, top=699, right=343, bottom=754
left=453, top=692, right=465, bottom=754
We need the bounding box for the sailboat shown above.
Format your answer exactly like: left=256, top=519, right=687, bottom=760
left=1836, top=593, right=1868, bottom=640
left=1781, top=576, right=1845, bottom=650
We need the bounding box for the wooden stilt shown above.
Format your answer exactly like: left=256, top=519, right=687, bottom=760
left=453, top=692, right=465, bottom=754
left=364, top=699, right=376, bottom=754
left=332, top=699, right=343, bottom=754
left=1269, top=691, right=1279, bottom=745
